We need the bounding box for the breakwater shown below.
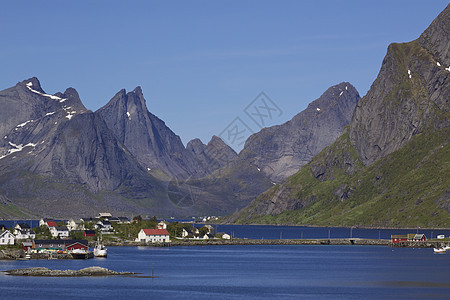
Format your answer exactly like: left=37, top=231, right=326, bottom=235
left=105, top=238, right=448, bottom=248
left=104, top=238, right=391, bottom=247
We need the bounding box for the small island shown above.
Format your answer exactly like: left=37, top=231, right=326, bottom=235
left=2, top=266, right=136, bottom=277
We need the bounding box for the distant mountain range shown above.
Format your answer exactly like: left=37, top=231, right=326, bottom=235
left=229, top=4, right=449, bottom=228
left=2, top=5, right=446, bottom=225
left=0, top=75, right=357, bottom=218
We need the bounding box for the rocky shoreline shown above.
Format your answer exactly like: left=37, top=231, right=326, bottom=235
left=0, top=249, right=25, bottom=260
left=2, top=266, right=135, bottom=277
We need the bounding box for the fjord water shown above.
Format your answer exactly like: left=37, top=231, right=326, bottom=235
left=1, top=244, right=449, bottom=299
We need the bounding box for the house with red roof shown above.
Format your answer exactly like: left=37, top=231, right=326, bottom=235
left=137, top=229, right=170, bottom=243
left=46, top=221, right=58, bottom=227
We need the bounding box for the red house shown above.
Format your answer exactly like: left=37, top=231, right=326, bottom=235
left=391, top=235, right=408, bottom=243
left=391, top=233, right=427, bottom=243
left=32, top=240, right=88, bottom=252
left=46, top=221, right=58, bottom=227
left=66, top=241, right=89, bottom=251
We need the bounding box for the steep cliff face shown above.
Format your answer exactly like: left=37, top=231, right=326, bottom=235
left=96, top=87, right=202, bottom=178
left=349, top=6, right=449, bottom=166
left=182, top=83, right=359, bottom=215
left=230, top=5, right=450, bottom=227
left=0, top=78, right=173, bottom=217
left=240, top=82, right=360, bottom=182
left=0, top=78, right=249, bottom=218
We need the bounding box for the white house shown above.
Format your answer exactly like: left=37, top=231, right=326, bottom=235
left=181, top=227, right=199, bottom=238
left=14, top=223, right=35, bottom=240
left=157, top=221, right=168, bottom=230
left=49, top=226, right=70, bottom=238
left=15, top=223, right=31, bottom=232
left=221, top=233, right=231, bottom=240
left=201, top=233, right=215, bottom=240
left=14, top=229, right=36, bottom=240
left=39, top=218, right=54, bottom=227
left=0, top=230, right=15, bottom=245
left=137, top=229, right=170, bottom=243
left=66, top=219, right=84, bottom=231
left=95, top=220, right=113, bottom=232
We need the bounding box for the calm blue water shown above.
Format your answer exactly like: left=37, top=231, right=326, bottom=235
left=1, top=245, right=449, bottom=299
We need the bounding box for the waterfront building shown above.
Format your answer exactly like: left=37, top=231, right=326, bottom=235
left=137, top=229, right=170, bottom=243
left=0, top=230, right=15, bottom=245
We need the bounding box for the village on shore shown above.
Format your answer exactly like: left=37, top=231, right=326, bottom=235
left=0, top=212, right=232, bottom=259
left=1, top=212, right=449, bottom=260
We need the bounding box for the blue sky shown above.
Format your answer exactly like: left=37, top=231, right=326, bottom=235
left=0, top=1, right=447, bottom=151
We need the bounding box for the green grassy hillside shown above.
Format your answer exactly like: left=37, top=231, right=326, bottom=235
left=232, top=127, right=449, bottom=228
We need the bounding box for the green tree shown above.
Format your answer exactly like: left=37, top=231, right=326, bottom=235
left=133, top=215, right=143, bottom=223
left=167, top=222, right=195, bottom=238
left=69, top=230, right=85, bottom=240
left=33, top=225, right=51, bottom=239
left=198, top=226, right=209, bottom=237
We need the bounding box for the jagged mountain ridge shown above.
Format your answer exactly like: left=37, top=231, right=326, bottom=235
left=97, top=88, right=201, bottom=179
left=0, top=78, right=243, bottom=218
left=0, top=77, right=361, bottom=218
left=186, top=135, right=238, bottom=175
left=240, top=82, right=360, bottom=182
left=0, top=78, right=176, bottom=217
left=230, top=5, right=450, bottom=227
left=179, top=82, right=360, bottom=215
left=0, top=77, right=87, bottom=155
left=97, top=88, right=238, bottom=180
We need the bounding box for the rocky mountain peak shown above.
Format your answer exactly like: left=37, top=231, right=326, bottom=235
left=418, top=4, right=449, bottom=65
left=186, top=138, right=203, bottom=150
left=97, top=87, right=202, bottom=178
left=349, top=6, right=449, bottom=166
left=240, top=82, right=360, bottom=182
left=19, top=77, right=44, bottom=93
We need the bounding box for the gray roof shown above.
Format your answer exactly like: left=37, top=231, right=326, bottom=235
left=0, top=230, right=14, bottom=238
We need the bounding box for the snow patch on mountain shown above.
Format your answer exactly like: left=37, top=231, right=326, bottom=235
left=26, top=82, right=67, bottom=102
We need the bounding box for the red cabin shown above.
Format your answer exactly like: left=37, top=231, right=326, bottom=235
left=66, top=241, right=89, bottom=251
left=391, top=235, right=407, bottom=243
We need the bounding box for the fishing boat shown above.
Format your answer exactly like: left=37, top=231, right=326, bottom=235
left=443, top=245, right=450, bottom=251
left=94, top=237, right=107, bottom=257
left=433, top=247, right=446, bottom=254
left=71, top=248, right=92, bottom=259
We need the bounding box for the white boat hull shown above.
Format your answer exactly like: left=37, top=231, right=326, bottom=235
left=94, top=248, right=107, bottom=257
left=433, top=248, right=446, bottom=253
